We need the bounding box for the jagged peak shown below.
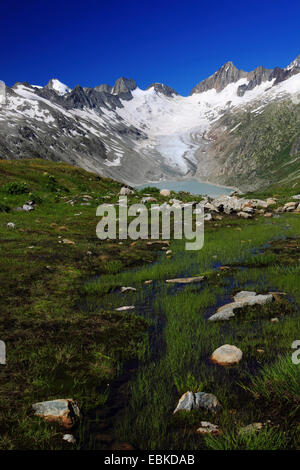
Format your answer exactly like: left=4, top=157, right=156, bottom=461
left=286, top=54, right=300, bottom=71
left=45, top=78, right=71, bottom=96
left=147, top=83, right=178, bottom=97
left=112, top=77, right=137, bottom=95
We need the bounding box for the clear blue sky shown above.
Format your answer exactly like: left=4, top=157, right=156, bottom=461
left=1, top=0, right=300, bottom=95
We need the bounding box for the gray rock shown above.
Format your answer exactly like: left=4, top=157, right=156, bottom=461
left=120, top=287, right=137, bottom=293
left=7, top=222, right=16, bottom=229
left=166, top=276, right=205, bottom=284
left=174, top=391, right=221, bottom=414
left=119, top=187, right=134, bottom=195
left=160, top=189, right=171, bottom=197
left=63, top=434, right=76, bottom=444
left=32, top=399, right=80, bottom=429
left=196, top=421, right=220, bottom=435
left=23, top=204, right=34, bottom=211
left=208, top=291, right=274, bottom=321
left=211, top=344, right=243, bottom=365
left=115, top=305, right=135, bottom=311
left=239, top=422, right=263, bottom=435
left=237, top=211, right=252, bottom=219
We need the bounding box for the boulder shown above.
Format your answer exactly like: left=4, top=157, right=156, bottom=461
left=204, top=202, right=219, bottom=213
left=23, top=204, right=34, bottom=211
left=250, top=199, right=268, bottom=209
left=141, top=196, right=157, bottom=203
left=266, top=198, right=277, bottom=206
left=119, top=187, right=134, bottom=195
left=32, top=399, right=80, bottom=429
left=173, top=391, right=221, bottom=414
left=211, top=344, right=243, bottom=365
left=7, top=222, right=16, bottom=229
left=208, top=291, right=274, bottom=321
left=283, top=202, right=297, bottom=212
left=237, top=211, right=252, bottom=219
left=160, top=189, right=171, bottom=197
left=204, top=213, right=212, bottom=221
left=292, top=194, right=300, bottom=200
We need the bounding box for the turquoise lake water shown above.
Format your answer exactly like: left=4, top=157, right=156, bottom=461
left=136, top=179, right=233, bottom=197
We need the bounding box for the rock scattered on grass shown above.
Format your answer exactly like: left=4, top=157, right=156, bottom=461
left=239, top=422, right=263, bottom=435
left=63, top=434, right=76, bottom=444
left=166, top=276, right=205, bottom=284
left=211, top=344, right=243, bottom=366
left=62, top=239, right=76, bottom=245
left=120, top=187, right=134, bottom=195
left=7, top=222, right=16, bottom=229
left=115, top=305, right=135, bottom=311
left=196, top=421, right=221, bottom=435
left=160, top=189, right=171, bottom=197
left=208, top=291, right=274, bottom=321
left=120, top=287, right=137, bottom=293
left=32, top=399, right=80, bottom=429
left=173, top=391, right=221, bottom=414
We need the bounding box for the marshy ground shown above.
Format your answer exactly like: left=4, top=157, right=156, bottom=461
left=0, top=159, right=299, bottom=450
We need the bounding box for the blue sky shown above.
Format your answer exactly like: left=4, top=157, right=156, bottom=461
left=1, top=0, right=300, bottom=95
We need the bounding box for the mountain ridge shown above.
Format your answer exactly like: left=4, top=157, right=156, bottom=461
left=1, top=53, right=300, bottom=191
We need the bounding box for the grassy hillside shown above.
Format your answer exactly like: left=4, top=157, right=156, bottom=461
left=210, top=99, right=300, bottom=191
left=0, top=159, right=300, bottom=451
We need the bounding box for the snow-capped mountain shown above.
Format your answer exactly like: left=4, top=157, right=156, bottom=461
left=1, top=54, right=300, bottom=190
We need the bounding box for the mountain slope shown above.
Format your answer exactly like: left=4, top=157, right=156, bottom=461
left=1, top=55, right=300, bottom=190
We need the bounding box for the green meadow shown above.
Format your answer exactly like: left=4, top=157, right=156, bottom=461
left=0, top=159, right=299, bottom=450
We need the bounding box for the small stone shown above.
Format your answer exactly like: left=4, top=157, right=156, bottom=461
left=237, top=211, right=252, bottom=219
left=144, top=280, right=153, bottom=285
left=7, top=222, right=16, bottom=229
left=211, top=344, right=243, bottom=366
left=196, top=421, right=221, bottom=435
left=63, top=434, right=76, bottom=444
left=264, top=213, right=273, bottom=218
left=239, top=423, right=263, bottom=435
left=257, top=349, right=264, bottom=354
left=173, top=391, right=221, bottom=414
left=166, top=276, right=204, bottom=284
left=23, top=204, right=34, bottom=211
left=270, top=317, right=279, bottom=322
left=115, top=306, right=135, bottom=311
left=166, top=250, right=172, bottom=256
left=160, top=189, right=171, bottom=197
left=120, top=187, right=134, bottom=195
left=120, top=287, right=137, bottom=293
left=62, top=239, right=75, bottom=245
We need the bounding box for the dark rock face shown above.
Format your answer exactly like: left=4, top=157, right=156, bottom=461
left=94, top=84, right=113, bottom=93
left=147, top=83, right=178, bottom=97
left=237, top=66, right=273, bottom=96
left=112, top=77, right=137, bottom=100
left=270, top=66, right=300, bottom=86
left=191, top=61, right=248, bottom=94
left=191, top=54, right=300, bottom=96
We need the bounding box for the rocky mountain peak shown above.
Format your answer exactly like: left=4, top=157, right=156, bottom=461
left=286, top=54, right=300, bottom=71
left=93, top=84, right=113, bottom=93
left=190, top=61, right=247, bottom=95
left=45, top=78, right=71, bottom=96
left=147, top=83, right=178, bottom=97
left=112, top=77, right=137, bottom=95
